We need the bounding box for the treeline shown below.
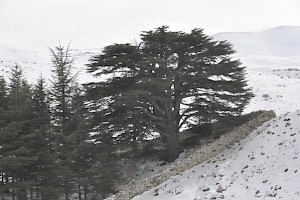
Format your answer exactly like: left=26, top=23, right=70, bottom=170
left=0, top=46, right=118, bottom=200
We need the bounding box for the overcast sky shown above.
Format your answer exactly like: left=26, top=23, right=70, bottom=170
left=1, top=0, right=300, bottom=51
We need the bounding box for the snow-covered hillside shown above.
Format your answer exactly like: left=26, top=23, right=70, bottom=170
left=213, top=26, right=300, bottom=57
left=0, top=46, right=100, bottom=84
left=133, top=111, right=300, bottom=200
left=213, top=26, right=300, bottom=115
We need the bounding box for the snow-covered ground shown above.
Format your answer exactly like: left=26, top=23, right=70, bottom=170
left=133, top=111, right=300, bottom=200
left=241, top=55, right=300, bottom=115
left=214, top=26, right=300, bottom=116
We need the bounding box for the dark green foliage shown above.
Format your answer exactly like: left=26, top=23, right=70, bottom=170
left=86, top=140, right=119, bottom=199
left=49, top=44, right=77, bottom=135
left=32, top=76, right=50, bottom=127
left=1, top=45, right=121, bottom=199
left=0, top=65, right=59, bottom=200
left=0, top=65, right=34, bottom=199
left=190, top=123, right=213, bottom=138
left=85, top=43, right=150, bottom=152
left=31, top=76, right=63, bottom=199
left=83, top=93, right=120, bottom=198
left=0, top=76, right=8, bottom=129
left=49, top=45, right=79, bottom=200
left=87, top=26, right=253, bottom=161
left=49, top=45, right=120, bottom=199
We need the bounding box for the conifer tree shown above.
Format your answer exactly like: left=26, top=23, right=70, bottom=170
left=66, top=84, right=95, bottom=200
left=31, top=76, right=62, bottom=200
left=49, top=45, right=119, bottom=199
left=87, top=26, right=253, bottom=161
left=84, top=84, right=121, bottom=198
left=0, top=76, right=8, bottom=128
left=0, top=65, right=36, bottom=200
left=49, top=45, right=78, bottom=200
left=0, top=76, right=9, bottom=199
left=0, top=66, right=69, bottom=200
left=84, top=103, right=120, bottom=199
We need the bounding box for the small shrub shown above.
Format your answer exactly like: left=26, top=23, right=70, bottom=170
left=262, top=94, right=270, bottom=98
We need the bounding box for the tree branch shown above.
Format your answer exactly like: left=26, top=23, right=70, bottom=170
left=143, top=109, right=165, bottom=122
left=179, top=113, right=198, bottom=129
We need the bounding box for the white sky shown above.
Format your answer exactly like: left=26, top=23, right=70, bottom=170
left=1, top=0, right=300, bottom=51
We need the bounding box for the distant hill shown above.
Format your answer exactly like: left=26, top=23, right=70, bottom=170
left=213, top=26, right=300, bottom=57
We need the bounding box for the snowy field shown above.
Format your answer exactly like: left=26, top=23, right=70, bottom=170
left=243, top=57, right=300, bottom=115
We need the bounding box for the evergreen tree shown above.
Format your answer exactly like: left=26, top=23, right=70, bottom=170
left=84, top=102, right=120, bottom=199
left=49, top=45, right=120, bottom=199
left=49, top=45, right=78, bottom=200
left=31, top=76, right=62, bottom=200
left=0, top=76, right=8, bottom=128
left=32, top=76, right=50, bottom=129
left=0, top=76, right=9, bottom=199
left=87, top=26, right=253, bottom=161
left=0, top=66, right=63, bottom=200
left=0, top=65, right=36, bottom=200
left=66, top=84, right=95, bottom=200
left=85, top=78, right=148, bottom=153
left=50, top=45, right=76, bottom=135
left=87, top=142, right=119, bottom=199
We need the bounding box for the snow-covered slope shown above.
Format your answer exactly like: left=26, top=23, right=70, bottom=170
left=133, top=111, right=300, bottom=200
left=0, top=47, right=99, bottom=84
left=213, top=26, right=300, bottom=115
left=244, top=66, right=300, bottom=115
left=213, top=26, right=300, bottom=57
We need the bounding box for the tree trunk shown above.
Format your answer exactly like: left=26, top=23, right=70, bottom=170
left=16, top=191, right=27, bottom=200
left=78, top=184, right=82, bottom=200
left=83, top=184, right=88, bottom=200
left=11, top=176, right=15, bottom=200
left=65, top=192, right=69, bottom=200
left=64, top=179, right=70, bottom=200
left=30, top=186, right=33, bottom=200
left=1, top=172, right=3, bottom=200
left=165, top=131, right=180, bottom=162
